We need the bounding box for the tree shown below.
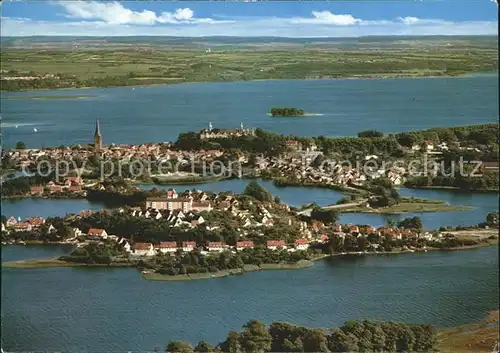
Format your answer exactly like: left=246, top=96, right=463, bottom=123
left=220, top=331, right=242, bottom=353
left=358, top=130, right=384, bottom=138
left=310, top=208, right=338, bottom=224
left=486, top=212, right=499, bottom=227
left=243, top=181, right=272, bottom=202
left=165, top=341, right=194, bottom=353
left=311, top=154, right=326, bottom=168
left=15, top=141, right=26, bottom=149
left=397, top=216, right=423, bottom=230
left=239, top=320, right=272, bottom=353
left=194, top=341, right=214, bottom=352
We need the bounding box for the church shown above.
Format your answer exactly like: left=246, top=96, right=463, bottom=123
left=93, top=119, right=103, bottom=153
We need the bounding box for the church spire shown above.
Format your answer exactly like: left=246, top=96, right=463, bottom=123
left=93, top=119, right=102, bottom=153
left=94, top=119, right=101, bottom=137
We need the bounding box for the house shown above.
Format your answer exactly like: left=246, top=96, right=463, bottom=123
left=68, top=185, right=83, bottom=193
left=319, top=234, right=329, bottom=243
left=145, top=197, right=193, bottom=212
left=133, top=242, right=155, bottom=256
left=6, top=216, right=18, bottom=227
left=65, top=176, right=83, bottom=186
left=236, top=241, right=254, bottom=251
left=207, top=242, right=225, bottom=252
left=350, top=225, right=360, bottom=234
left=49, top=185, right=63, bottom=193
left=295, top=239, right=309, bottom=250
left=87, top=228, right=108, bottom=239
left=26, top=217, right=46, bottom=228
left=423, top=141, right=434, bottom=152
left=182, top=241, right=196, bottom=252
left=158, top=242, right=178, bottom=254
left=71, top=228, right=84, bottom=237
left=333, top=224, right=343, bottom=232
left=267, top=240, right=286, bottom=250
left=30, top=185, right=44, bottom=196
left=118, top=238, right=132, bottom=252
left=13, top=222, right=33, bottom=232
left=167, top=188, right=178, bottom=199
left=191, top=202, right=212, bottom=212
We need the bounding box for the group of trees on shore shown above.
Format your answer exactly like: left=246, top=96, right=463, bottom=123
left=165, top=318, right=437, bottom=353
left=147, top=247, right=311, bottom=276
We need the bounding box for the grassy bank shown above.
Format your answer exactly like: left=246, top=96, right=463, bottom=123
left=1, top=258, right=135, bottom=269
left=141, top=259, right=315, bottom=281
left=341, top=198, right=472, bottom=214
left=438, top=309, right=499, bottom=353
left=404, top=185, right=500, bottom=193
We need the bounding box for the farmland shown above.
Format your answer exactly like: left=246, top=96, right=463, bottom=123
left=1, top=36, right=497, bottom=91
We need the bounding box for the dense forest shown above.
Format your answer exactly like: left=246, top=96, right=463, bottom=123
left=165, top=318, right=437, bottom=352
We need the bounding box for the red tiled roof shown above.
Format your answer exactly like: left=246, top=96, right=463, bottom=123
left=267, top=240, right=286, bottom=247
left=26, top=217, right=45, bottom=225
left=182, top=241, right=196, bottom=247
left=134, top=242, right=152, bottom=250
left=208, top=242, right=224, bottom=247
left=295, top=239, right=309, bottom=245
left=236, top=241, right=254, bottom=247
left=87, top=228, right=106, bottom=236
left=159, top=242, right=177, bottom=248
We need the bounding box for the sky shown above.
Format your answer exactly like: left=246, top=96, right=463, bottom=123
left=1, top=0, right=498, bottom=37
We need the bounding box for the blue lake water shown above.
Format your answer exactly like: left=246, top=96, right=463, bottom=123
left=1, top=244, right=498, bottom=351
left=2, top=179, right=497, bottom=229
left=1, top=198, right=105, bottom=220
left=2, top=75, right=498, bottom=149
left=1, top=76, right=499, bottom=351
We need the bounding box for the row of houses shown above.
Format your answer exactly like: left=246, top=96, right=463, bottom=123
left=3, top=216, right=55, bottom=233
left=29, top=177, right=85, bottom=195
left=131, top=239, right=310, bottom=256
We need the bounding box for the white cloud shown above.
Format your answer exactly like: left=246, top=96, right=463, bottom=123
left=399, top=16, right=420, bottom=25
left=292, top=10, right=361, bottom=25
left=1, top=4, right=497, bottom=37
left=59, top=1, right=222, bottom=25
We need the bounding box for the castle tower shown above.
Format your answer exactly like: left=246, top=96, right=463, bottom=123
left=94, top=119, right=102, bottom=153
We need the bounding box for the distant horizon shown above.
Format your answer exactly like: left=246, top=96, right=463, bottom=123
left=2, top=34, right=498, bottom=39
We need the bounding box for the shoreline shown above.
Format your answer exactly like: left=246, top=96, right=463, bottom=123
left=0, top=72, right=493, bottom=94
left=404, top=185, right=499, bottom=193
left=3, top=242, right=497, bottom=272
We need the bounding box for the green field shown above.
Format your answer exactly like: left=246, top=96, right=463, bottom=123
left=1, top=36, right=497, bottom=91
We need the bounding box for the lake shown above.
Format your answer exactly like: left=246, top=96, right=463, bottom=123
left=2, top=75, right=498, bottom=149
left=2, top=179, right=497, bottom=229
left=1, top=244, right=498, bottom=351
left=1, top=76, right=498, bottom=351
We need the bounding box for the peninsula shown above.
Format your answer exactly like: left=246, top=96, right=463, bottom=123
left=163, top=309, right=499, bottom=353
